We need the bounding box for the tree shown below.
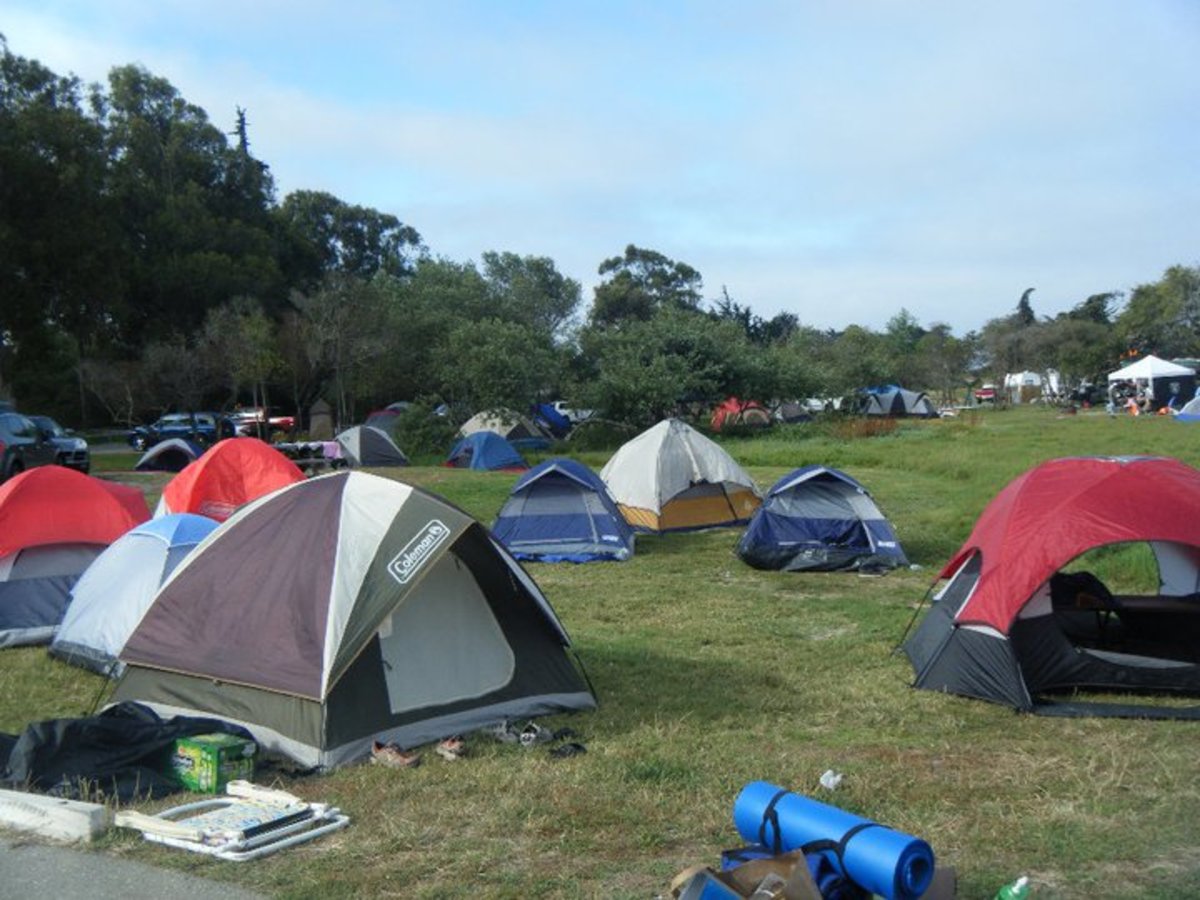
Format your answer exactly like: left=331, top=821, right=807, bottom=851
left=1016, top=288, right=1036, bottom=326
left=200, top=296, right=282, bottom=419
left=278, top=189, right=424, bottom=284
left=433, top=319, right=561, bottom=413
left=480, top=251, right=581, bottom=341
left=1115, top=265, right=1200, bottom=359
left=589, top=245, right=703, bottom=327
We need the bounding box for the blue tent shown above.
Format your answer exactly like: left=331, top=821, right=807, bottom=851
left=493, top=458, right=635, bottom=562
left=531, top=403, right=572, bottom=439
left=446, top=432, right=528, bottom=471
left=737, top=466, right=907, bottom=572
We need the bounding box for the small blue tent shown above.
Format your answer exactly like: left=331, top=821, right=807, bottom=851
left=737, top=466, right=907, bottom=572
left=493, top=458, right=635, bottom=562
left=445, top=432, right=528, bottom=471
left=49, top=513, right=218, bottom=675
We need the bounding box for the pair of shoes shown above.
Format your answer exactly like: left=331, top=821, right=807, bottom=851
left=435, top=736, right=467, bottom=761
left=518, top=722, right=554, bottom=748
left=371, top=740, right=421, bottom=768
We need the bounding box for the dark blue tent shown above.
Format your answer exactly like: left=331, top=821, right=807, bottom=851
left=737, top=466, right=907, bottom=572
left=492, top=458, right=635, bottom=562
left=531, top=403, right=572, bottom=439
left=445, top=432, right=528, bottom=471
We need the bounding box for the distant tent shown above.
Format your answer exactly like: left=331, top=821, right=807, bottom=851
left=903, top=456, right=1200, bottom=714
left=775, top=401, right=814, bottom=424
left=446, top=432, right=528, bottom=471
left=0, top=468, right=149, bottom=647
left=600, top=419, right=761, bottom=533
left=50, top=513, right=218, bottom=675
left=135, top=438, right=204, bottom=472
left=364, top=401, right=411, bottom=431
left=710, top=397, right=771, bottom=433
left=458, top=411, right=551, bottom=450
left=1108, top=355, right=1196, bottom=412
left=737, top=466, right=907, bottom=572
left=156, top=437, right=306, bottom=521
left=861, top=387, right=939, bottom=418
left=531, top=403, right=572, bottom=439
left=114, top=471, right=596, bottom=769
left=493, top=458, right=635, bottom=562
left=1176, top=394, right=1200, bottom=422
left=335, top=425, right=408, bottom=468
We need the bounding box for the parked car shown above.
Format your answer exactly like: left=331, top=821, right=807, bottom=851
left=127, top=412, right=236, bottom=451
left=0, top=411, right=58, bottom=483
left=227, top=407, right=296, bottom=438
left=28, top=415, right=90, bottom=474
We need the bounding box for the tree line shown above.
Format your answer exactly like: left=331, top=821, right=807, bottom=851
left=2, top=37, right=1197, bottom=434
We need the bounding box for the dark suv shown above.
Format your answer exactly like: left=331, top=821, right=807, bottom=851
left=29, top=415, right=90, bottom=474
left=127, top=412, right=236, bottom=451
left=0, top=412, right=58, bottom=483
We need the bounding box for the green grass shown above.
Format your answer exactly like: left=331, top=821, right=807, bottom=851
left=6, top=407, right=1200, bottom=897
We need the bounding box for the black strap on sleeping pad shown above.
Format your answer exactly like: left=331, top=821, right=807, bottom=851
left=757, top=789, right=789, bottom=855
left=799, top=821, right=882, bottom=870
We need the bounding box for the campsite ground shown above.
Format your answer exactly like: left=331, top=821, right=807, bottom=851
left=3, top=406, right=1200, bottom=898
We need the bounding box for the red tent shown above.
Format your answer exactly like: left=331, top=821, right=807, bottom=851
left=710, top=397, right=770, bottom=433
left=905, top=456, right=1200, bottom=712
left=0, top=467, right=150, bottom=557
left=158, top=438, right=305, bottom=522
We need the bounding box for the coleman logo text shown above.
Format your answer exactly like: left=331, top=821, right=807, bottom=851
left=388, top=520, right=451, bottom=584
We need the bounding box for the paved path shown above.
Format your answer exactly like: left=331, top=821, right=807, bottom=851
left=0, top=837, right=266, bottom=899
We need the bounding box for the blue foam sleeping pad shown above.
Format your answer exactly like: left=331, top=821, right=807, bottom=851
left=733, top=781, right=935, bottom=900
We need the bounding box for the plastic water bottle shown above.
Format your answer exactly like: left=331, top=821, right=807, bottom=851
left=994, top=875, right=1030, bottom=899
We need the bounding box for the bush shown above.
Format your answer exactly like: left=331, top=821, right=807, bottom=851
left=390, top=399, right=460, bottom=461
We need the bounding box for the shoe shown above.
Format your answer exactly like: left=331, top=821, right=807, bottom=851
left=518, top=722, right=554, bottom=748
left=482, top=719, right=521, bottom=743
left=371, top=740, right=421, bottom=768
left=435, top=736, right=466, bottom=761
left=549, top=742, right=587, bottom=759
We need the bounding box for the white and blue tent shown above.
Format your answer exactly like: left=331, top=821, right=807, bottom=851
left=736, top=466, right=907, bottom=572
left=493, top=458, right=635, bottom=562
left=49, top=513, right=218, bottom=675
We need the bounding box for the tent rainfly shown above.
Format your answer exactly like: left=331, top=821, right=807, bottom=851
left=0, top=467, right=149, bottom=647
left=114, top=471, right=595, bottom=768
left=599, top=419, right=761, bottom=532
left=903, top=456, right=1200, bottom=714
left=156, top=437, right=305, bottom=521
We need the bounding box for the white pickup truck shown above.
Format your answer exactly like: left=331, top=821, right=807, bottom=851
left=550, top=400, right=595, bottom=425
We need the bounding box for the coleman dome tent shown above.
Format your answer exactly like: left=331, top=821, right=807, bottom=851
left=134, top=438, right=204, bottom=472
left=114, top=471, right=595, bottom=768
left=50, top=513, right=218, bottom=675
left=903, top=456, right=1200, bottom=714
left=446, top=432, right=527, bottom=471
left=0, top=467, right=149, bottom=647
left=335, top=425, right=408, bottom=467
left=492, top=458, right=635, bottom=562
left=737, top=466, right=907, bottom=572
left=599, top=419, right=761, bottom=533
left=156, top=437, right=305, bottom=521
left=458, top=410, right=551, bottom=450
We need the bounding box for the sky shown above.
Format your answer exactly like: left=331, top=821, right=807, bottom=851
left=3, top=1, right=1198, bottom=333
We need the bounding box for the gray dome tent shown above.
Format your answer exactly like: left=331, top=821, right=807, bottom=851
left=336, top=425, right=408, bottom=467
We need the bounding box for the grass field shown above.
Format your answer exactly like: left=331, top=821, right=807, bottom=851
left=4, top=406, right=1200, bottom=898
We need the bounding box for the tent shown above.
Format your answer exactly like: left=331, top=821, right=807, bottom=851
left=134, top=438, right=204, bottom=472
left=0, top=467, right=149, bottom=647
left=531, top=403, right=572, bottom=440
left=1108, top=355, right=1196, bottom=412
left=335, top=425, right=408, bottom=467
left=737, top=466, right=907, bottom=572
left=445, top=432, right=528, bottom=471
left=903, top=456, right=1200, bottom=713
left=492, top=458, right=635, bottom=562
left=458, top=410, right=551, bottom=450
left=113, top=471, right=596, bottom=769
left=50, top=513, right=218, bottom=675
left=710, top=397, right=771, bottom=433
left=860, top=387, right=939, bottom=418
left=156, top=437, right=306, bottom=521
left=1175, top=394, right=1200, bottom=422
left=599, top=419, right=762, bottom=532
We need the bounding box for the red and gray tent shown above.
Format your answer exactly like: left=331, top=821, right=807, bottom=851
left=115, top=470, right=595, bottom=767
left=904, top=456, right=1200, bottom=713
